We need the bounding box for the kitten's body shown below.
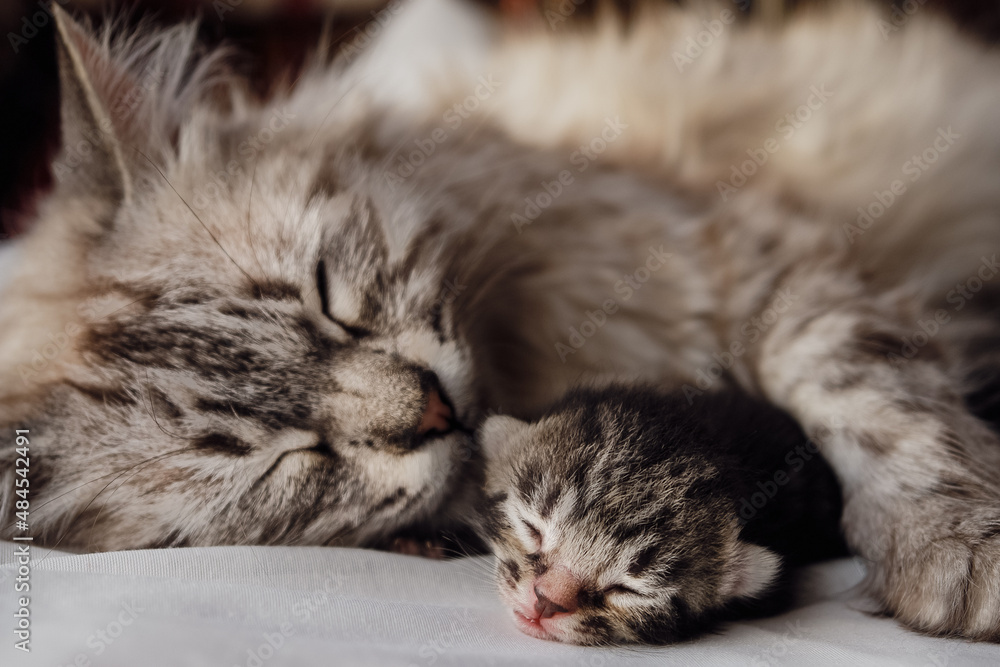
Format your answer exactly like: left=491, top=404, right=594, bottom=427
left=477, top=384, right=847, bottom=645
left=1, top=0, right=1000, bottom=641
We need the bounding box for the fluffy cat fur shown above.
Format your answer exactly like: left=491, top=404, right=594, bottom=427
left=1, top=0, right=1000, bottom=641
left=477, top=384, right=847, bottom=645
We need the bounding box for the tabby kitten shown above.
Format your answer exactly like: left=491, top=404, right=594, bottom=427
left=477, top=385, right=846, bottom=645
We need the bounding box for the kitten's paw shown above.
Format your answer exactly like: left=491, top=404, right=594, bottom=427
left=389, top=536, right=447, bottom=559
left=866, top=506, right=1000, bottom=641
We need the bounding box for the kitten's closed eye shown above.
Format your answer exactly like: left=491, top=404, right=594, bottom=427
left=522, top=520, right=542, bottom=550
left=604, top=584, right=643, bottom=598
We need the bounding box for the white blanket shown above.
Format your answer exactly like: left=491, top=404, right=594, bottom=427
left=1, top=540, right=996, bottom=666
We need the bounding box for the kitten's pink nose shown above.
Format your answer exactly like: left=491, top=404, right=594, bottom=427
left=533, top=566, right=579, bottom=617
left=418, top=390, right=452, bottom=435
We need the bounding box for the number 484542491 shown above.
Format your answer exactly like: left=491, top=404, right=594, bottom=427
left=14, top=430, right=30, bottom=528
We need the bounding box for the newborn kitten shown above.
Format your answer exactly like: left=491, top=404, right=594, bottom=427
left=476, top=385, right=846, bottom=645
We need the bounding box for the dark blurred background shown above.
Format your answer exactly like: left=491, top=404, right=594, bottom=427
left=2, top=0, right=999, bottom=241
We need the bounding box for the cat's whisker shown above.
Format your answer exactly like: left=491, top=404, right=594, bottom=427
left=244, top=155, right=270, bottom=280
left=443, top=558, right=495, bottom=585
left=34, top=446, right=199, bottom=561
left=138, top=369, right=198, bottom=441
left=133, top=147, right=261, bottom=289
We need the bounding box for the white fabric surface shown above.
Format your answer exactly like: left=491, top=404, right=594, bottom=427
left=2, top=542, right=998, bottom=666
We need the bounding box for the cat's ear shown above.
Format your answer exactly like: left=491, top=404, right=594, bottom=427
left=720, top=541, right=781, bottom=600
left=52, top=4, right=134, bottom=207
left=477, top=415, right=530, bottom=465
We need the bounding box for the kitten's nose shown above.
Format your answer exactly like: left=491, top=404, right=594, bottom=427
left=418, top=389, right=453, bottom=435
left=533, top=566, right=579, bottom=617
left=534, top=589, right=570, bottom=619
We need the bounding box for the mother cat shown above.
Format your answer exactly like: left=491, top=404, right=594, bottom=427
left=1, top=0, right=1000, bottom=642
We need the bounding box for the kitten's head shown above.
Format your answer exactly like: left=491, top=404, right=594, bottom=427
left=0, top=10, right=480, bottom=550
left=477, top=390, right=781, bottom=645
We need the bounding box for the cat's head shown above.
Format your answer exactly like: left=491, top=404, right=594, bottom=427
left=476, top=391, right=781, bottom=645
left=0, top=9, right=480, bottom=550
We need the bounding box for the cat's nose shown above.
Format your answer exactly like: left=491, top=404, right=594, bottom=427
left=417, top=371, right=454, bottom=436
left=532, top=566, right=579, bottom=617
left=418, top=389, right=453, bottom=435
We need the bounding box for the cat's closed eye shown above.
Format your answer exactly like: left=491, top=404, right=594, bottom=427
left=315, top=260, right=372, bottom=338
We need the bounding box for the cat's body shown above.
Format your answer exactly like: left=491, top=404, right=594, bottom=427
left=1, top=0, right=1000, bottom=641
left=477, top=384, right=847, bottom=645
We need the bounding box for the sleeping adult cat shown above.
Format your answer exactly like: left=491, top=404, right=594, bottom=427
left=1, top=0, right=1000, bottom=641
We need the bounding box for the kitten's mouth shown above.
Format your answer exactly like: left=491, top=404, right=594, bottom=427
left=512, top=609, right=559, bottom=642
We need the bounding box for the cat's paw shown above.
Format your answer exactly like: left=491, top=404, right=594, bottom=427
left=863, top=503, right=1000, bottom=641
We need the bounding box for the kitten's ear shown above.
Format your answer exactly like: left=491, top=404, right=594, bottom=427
left=720, top=542, right=781, bottom=600
left=477, top=415, right=530, bottom=465
left=52, top=5, right=133, bottom=207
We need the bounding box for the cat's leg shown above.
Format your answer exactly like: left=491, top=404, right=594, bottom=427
left=753, top=271, right=1000, bottom=640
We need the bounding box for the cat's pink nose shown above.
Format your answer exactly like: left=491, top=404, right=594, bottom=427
left=533, top=566, right=579, bottom=617
left=418, top=390, right=452, bottom=435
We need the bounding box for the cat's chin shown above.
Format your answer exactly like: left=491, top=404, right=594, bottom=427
left=384, top=429, right=478, bottom=533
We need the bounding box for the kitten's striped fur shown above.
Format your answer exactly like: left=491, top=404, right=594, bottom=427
left=477, top=385, right=847, bottom=645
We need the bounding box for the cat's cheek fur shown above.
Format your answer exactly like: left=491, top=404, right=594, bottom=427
left=343, top=436, right=464, bottom=535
